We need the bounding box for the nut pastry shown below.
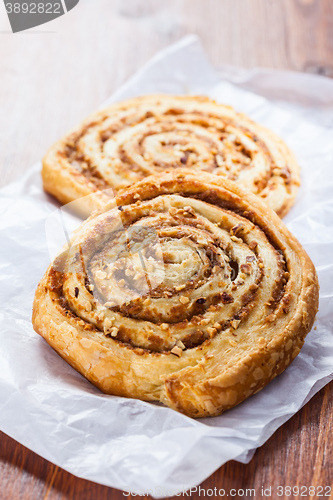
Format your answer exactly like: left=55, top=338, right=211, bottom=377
left=42, top=95, right=300, bottom=217
left=33, top=171, right=318, bottom=418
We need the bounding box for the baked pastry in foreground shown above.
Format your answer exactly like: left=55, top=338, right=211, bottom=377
left=33, top=171, right=318, bottom=418
left=42, top=94, right=300, bottom=217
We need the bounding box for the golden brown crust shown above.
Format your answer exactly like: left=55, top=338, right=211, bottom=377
left=33, top=171, right=318, bottom=418
left=42, top=95, right=300, bottom=217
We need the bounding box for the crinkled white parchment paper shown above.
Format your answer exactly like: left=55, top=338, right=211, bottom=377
left=1, top=35, right=333, bottom=498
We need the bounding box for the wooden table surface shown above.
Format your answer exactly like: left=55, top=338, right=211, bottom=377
left=0, top=0, right=332, bottom=498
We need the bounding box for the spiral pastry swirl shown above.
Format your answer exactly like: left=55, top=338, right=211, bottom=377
left=42, top=95, right=300, bottom=217
left=33, top=171, right=318, bottom=418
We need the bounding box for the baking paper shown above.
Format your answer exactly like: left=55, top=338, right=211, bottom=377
left=0, top=35, right=332, bottom=498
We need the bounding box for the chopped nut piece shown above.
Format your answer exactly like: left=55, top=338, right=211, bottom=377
left=169, top=207, right=178, bottom=216
left=79, top=338, right=93, bottom=348
left=182, top=206, right=196, bottom=217
left=175, top=284, right=186, bottom=291
left=284, top=340, right=292, bottom=352
left=230, top=319, right=241, bottom=329
left=110, top=327, right=118, bottom=337
left=200, top=318, right=210, bottom=326
left=207, top=327, right=216, bottom=335
left=230, top=223, right=244, bottom=236
left=215, top=154, right=224, bottom=167
left=104, top=301, right=115, bottom=307
left=282, top=294, right=291, bottom=304
left=160, top=323, right=169, bottom=330
left=179, top=296, right=190, bottom=304
left=220, top=292, right=234, bottom=304
left=170, top=346, right=183, bottom=357
left=134, top=273, right=144, bottom=281
left=249, top=241, right=258, bottom=250
left=213, top=322, right=221, bottom=329
left=265, top=313, right=275, bottom=323
left=240, top=263, right=251, bottom=274
left=253, top=367, right=264, bottom=380
left=143, top=297, right=151, bottom=306
left=85, top=302, right=92, bottom=312
left=176, top=340, right=186, bottom=350
left=96, top=270, right=107, bottom=280
left=104, top=318, right=113, bottom=329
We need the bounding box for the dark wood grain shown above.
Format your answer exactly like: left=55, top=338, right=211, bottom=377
left=0, top=0, right=332, bottom=498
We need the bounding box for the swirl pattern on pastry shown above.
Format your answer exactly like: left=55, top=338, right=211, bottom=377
left=42, top=95, right=300, bottom=217
left=33, top=171, right=318, bottom=418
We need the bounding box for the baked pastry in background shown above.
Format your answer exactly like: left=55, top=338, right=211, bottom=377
left=33, top=171, right=318, bottom=418
left=42, top=94, right=300, bottom=217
